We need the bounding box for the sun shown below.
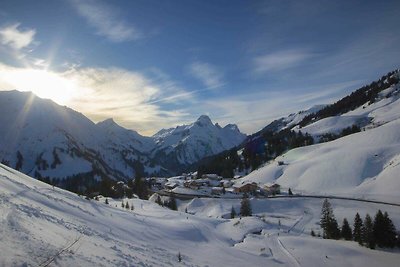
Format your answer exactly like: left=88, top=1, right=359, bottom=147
left=3, top=68, right=78, bottom=105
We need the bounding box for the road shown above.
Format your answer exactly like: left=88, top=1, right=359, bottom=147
left=155, top=189, right=400, bottom=207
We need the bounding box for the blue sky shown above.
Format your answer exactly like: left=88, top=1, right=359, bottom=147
left=0, top=0, right=399, bottom=135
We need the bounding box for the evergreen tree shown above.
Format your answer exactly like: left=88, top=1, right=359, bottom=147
left=121, top=201, right=125, bottom=208
left=373, top=210, right=385, bottom=247
left=133, top=176, right=148, bottom=200
left=311, top=229, right=316, bottom=237
left=288, top=188, right=293, bottom=196
left=341, top=218, right=353, bottom=240
left=320, top=199, right=340, bottom=239
left=240, top=193, right=252, bottom=217
left=167, top=196, right=177, bottom=211
left=353, top=213, right=363, bottom=244
left=125, top=202, right=130, bottom=210
left=230, top=206, right=236, bottom=219
left=382, top=212, right=397, bottom=248
left=362, top=214, right=375, bottom=249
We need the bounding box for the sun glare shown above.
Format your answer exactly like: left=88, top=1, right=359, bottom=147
left=4, top=69, right=78, bottom=105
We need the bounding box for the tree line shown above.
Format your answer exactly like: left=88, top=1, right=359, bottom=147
left=319, top=199, right=399, bottom=249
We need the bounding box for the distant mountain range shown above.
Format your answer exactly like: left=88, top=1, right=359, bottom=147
left=0, top=90, right=246, bottom=184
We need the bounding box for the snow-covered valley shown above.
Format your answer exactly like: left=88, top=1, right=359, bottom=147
left=1, top=163, right=399, bottom=266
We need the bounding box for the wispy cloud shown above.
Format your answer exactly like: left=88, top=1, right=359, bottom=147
left=0, top=23, right=36, bottom=50
left=199, top=79, right=363, bottom=134
left=70, top=0, right=140, bottom=42
left=0, top=62, right=193, bottom=135
left=188, top=61, right=224, bottom=89
left=253, top=49, right=314, bottom=73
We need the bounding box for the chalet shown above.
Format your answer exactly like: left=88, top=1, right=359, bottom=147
left=164, top=182, right=179, bottom=190
left=264, top=183, right=281, bottom=195
left=211, top=187, right=224, bottom=195
left=184, top=179, right=210, bottom=189
left=233, top=182, right=258, bottom=193
left=202, top=174, right=222, bottom=180
left=220, top=179, right=233, bottom=188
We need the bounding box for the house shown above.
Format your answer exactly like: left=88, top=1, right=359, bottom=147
left=184, top=179, right=210, bottom=189
left=202, top=174, right=222, bottom=180
left=164, top=182, right=179, bottom=190
left=233, top=182, right=258, bottom=193
left=220, top=179, right=233, bottom=188
left=211, top=187, right=224, bottom=195
left=264, top=183, right=281, bottom=195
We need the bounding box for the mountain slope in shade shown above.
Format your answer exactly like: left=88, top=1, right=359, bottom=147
left=0, top=90, right=161, bottom=181
left=0, top=90, right=246, bottom=181
left=152, top=115, right=246, bottom=165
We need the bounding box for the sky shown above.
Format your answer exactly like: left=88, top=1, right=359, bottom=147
left=0, top=0, right=399, bottom=136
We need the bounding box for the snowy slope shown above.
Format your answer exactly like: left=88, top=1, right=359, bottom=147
left=153, top=115, right=246, bottom=165
left=0, top=90, right=157, bottom=180
left=0, top=91, right=246, bottom=180
left=2, top=164, right=400, bottom=266
left=239, top=117, right=400, bottom=202
left=295, top=79, right=400, bottom=138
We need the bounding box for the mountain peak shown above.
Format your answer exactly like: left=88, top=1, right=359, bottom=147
left=97, top=118, right=117, bottom=127
left=195, top=115, right=213, bottom=126
left=223, top=123, right=240, bottom=132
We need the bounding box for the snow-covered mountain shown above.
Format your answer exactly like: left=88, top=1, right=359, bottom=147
left=238, top=71, right=400, bottom=202
left=0, top=91, right=246, bottom=183
left=152, top=115, right=246, bottom=166
left=0, top=90, right=158, bottom=182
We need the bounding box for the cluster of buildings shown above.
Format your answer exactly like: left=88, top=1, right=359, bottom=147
left=146, top=173, right=281, bottom=197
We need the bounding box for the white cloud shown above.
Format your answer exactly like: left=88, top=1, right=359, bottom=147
left=71, top=0, right=140, bottom=42
left=200, top=79, right=363, bottom=134
left=189, top=61, right=224, bottom=89
left=253, top=49, right=313, bottom=73
left=0, top=23, right=36, bottom=50
left=0, top=63, right=193, bottom=135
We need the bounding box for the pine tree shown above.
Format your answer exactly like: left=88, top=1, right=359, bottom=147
left=288, top=188, right=293, bottom=196
left=168, top=196, right=177, bottom=211
left=311, top=229, right=316, bottom=237
left=373, top=210, right=385, bottom=247
left=125, top=202, right=130, bottom=210
left=382, top=212, right=397, bottom=248
left=231, top=206, right=236, bottom=219
left=362, top=214, right=375, bottom=249
left=353, top=212, right=363, bottom=244
left=121, top=201, right=125, bottom=208
left=240, top=193, right=252, bottom=217
left=341, top=218, right=353, bottom=240
left=320, top=199, right=332, bottom=238
left=320, top=199, right=339, bottom=239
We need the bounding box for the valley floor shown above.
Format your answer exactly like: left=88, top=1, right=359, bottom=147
left=1, top=164, right=399, bottom=267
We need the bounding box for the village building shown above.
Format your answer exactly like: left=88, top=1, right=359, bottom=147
left=211, top=187, right=224, bottom=195
left=233, top=182, right=259, bottom=193
left=264, top=183, right=281, bottom=195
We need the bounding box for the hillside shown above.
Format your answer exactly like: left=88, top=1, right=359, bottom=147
left=194, top=70, right=400, bottom=180
left=0, top=91, right=245, bottom=187
left=1, top=163, right=399, bottom=266
left=238, top=116, right=400, bottom=202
